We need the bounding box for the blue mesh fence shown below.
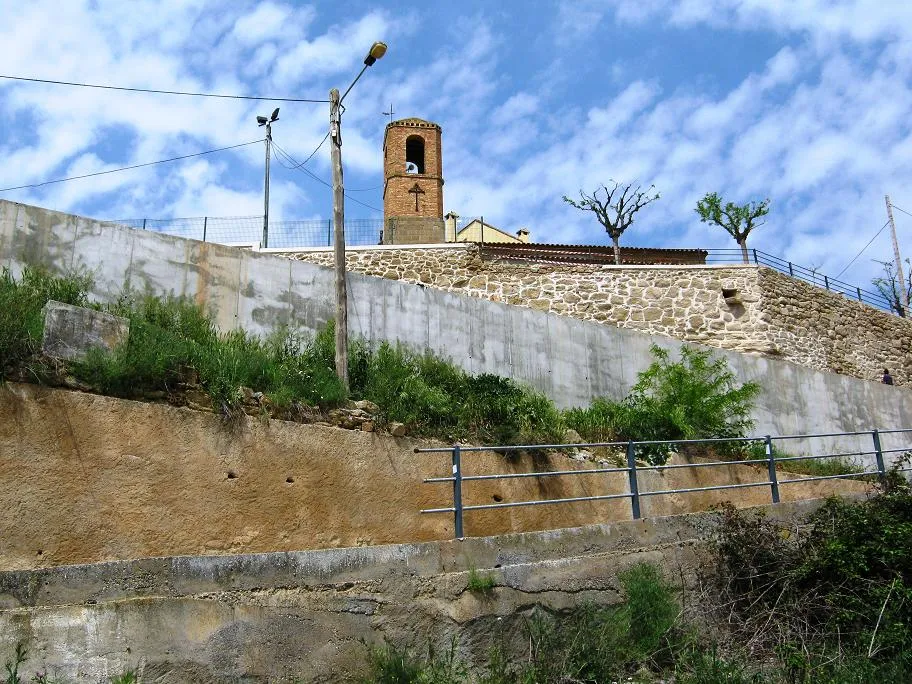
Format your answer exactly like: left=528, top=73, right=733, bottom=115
left=108, top=216, right=384, bottom=249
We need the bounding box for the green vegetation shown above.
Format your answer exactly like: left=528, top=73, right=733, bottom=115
left=0, top=269, right=761, bottom=455
left=3, top=644, right=25, bottom=684
left=465, top=567, right=496, bottom=595
left=695, top=191, right=771, bottom=264
left=0, top=267, right=91, bottom=374
left=744, top=442, right=866, bottom=477
left=364, top=479, right=912, bottom=682
left=565, top=344, right=761, bottom=464
left=74, top=294, right=347, bottom=417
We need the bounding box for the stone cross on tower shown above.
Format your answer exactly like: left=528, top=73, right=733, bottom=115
left=408, top=183, right=425, bottom=212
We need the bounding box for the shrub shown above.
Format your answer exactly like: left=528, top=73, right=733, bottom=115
left=713, top=481, right=912, bottom=665
left=619, top=345, right=759, bottom=443
left=562, top=345, right=760, bottom=464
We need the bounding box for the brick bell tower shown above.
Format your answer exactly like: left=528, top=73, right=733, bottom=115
left=382, top=118, right=444, bottom=244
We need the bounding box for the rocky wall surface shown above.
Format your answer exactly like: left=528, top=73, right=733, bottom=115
left=282, top=245, right=911, bottom=383
left=0, top=499, right=845, bottom=682
left=757, top=268, right=912, bottom=384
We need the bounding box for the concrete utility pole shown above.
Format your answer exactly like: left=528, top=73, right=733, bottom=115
left=885, top=195, right=908, bottom=313
left=330, top=87, right=348, bottom=390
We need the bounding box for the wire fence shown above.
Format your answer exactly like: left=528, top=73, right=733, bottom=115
left=705, top=248, right=901, bottom=316
left=105, top=217, right=902, bottom=316
left=416, top=428, right=912, bottom=538
left=107, top=216, right=384, bottom=249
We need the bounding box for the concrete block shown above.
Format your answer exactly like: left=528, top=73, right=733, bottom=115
left=41, top=301, right=129, bottom=361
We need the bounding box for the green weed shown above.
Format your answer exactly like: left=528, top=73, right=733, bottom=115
left=466, top=567, right=496, bottom=595
left=0, top=267, right=92, bottom=374
left=3, top=643, right=26, bottom=684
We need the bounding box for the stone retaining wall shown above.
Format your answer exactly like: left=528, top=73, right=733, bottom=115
left=279, top=244, right=912, bottom=384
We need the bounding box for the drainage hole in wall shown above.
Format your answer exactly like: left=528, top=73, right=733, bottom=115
left=286, top=476, right=295, bottom=483
left=492, top=494, right=503, bottom=502
left=36, top=550, right=43, bottom=556
left=227, top=471, right=237, bottom=480
left=722, top=287, right=738, bottom=299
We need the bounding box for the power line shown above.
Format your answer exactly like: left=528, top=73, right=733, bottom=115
left=271, top=140, right=381, bottom=213
left=0, top=74, right=328, bottom=103
left=835, top=219, right=890, bottom=278
left=890, top=203, right=912, bottom=220
left=0, top=140, right=263, bottom=193
left=286, top=132, right=330, bottom=169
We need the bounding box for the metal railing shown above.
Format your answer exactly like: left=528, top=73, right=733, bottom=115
left=705, top=248, right=901, bottom=315
left=416, top=429, right=912, bottom=539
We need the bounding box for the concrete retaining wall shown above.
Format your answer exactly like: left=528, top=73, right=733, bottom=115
left=0, top=499, right=837, bottom=682
left=2, top=200, right=910, bottom=459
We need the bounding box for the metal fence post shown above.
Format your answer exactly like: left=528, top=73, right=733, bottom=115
left=202, top=217, right=208, bottom=243
left=788, top=261, right=793, bottom=276
left=765, top=435, right=780, bottom=503
left=872, top=429, right=886, bottom=480
left=142, top=218, right=147, bottom=231
left=824, top=275, right=830, bottom=291
left=857, top=287, right=863, bottom=301
left=626, top=441, right=641, bottom=519
left=752, top=248, right=758, bottom=264
left=452, top=445, right=464, bottom=538
left=328, top=219, right=332, bottom=246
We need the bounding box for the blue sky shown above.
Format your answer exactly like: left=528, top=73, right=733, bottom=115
left=1, top=0, right=911, bottom=286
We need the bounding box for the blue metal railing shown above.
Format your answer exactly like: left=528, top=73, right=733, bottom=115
left=416, top=429, right=912, bottom=539
left=705, top=248, right=902, bottom=316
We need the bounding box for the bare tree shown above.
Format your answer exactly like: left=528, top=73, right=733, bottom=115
left=872, top=258, right=912, bottom=317
left=563, top=181, right=660, bottom=265
left=695, top=192, right=770, bottom=264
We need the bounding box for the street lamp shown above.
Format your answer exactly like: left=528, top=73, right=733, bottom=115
left=257, top=107, right=280, bottom=248
left=331, top=41, right=387, bottom=391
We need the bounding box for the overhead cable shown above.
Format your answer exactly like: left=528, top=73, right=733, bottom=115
left=835, top=219, right=890, bottom=278
left=0, top=140, right=263, bottom=192
left=0, top=74, right=328, bottom=103
left=271, top=140, right=381, bottom=213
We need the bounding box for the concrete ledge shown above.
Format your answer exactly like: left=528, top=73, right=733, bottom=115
left=0, top=496, right=852, bottom=610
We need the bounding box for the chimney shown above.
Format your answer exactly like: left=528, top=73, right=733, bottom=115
left=516, top=228, right=530, bottom=244
left=444, top=211, right=459, bottom=242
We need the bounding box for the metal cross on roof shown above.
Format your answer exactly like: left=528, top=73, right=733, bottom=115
left=408, top=182, right=425, bottom=211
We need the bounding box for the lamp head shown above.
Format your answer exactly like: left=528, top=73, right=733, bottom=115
left=256, top=115, right=268, bottom=126
left=271, top=107, right=280, bottom=121
left=363, top=41, right=387, bottom=66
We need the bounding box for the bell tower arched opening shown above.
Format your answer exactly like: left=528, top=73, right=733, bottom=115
left=405, top=135, right=425, bottom=174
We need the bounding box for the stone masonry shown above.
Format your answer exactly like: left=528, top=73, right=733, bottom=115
left=281, top=243, right=912, bottom=384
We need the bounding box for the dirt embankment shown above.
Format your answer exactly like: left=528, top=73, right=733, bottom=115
left=0, top=383, right=869, bottom=570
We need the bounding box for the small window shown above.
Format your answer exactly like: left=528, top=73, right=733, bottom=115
left=405, top=135, right=425, bottom=174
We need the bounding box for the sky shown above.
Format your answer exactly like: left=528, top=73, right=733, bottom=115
left=1, top=0, right=912, bottom=288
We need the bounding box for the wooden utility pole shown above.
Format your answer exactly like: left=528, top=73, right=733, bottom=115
left=330, top=88, right=349, bottom=390
left=885, top=195, right=908, bottom=313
